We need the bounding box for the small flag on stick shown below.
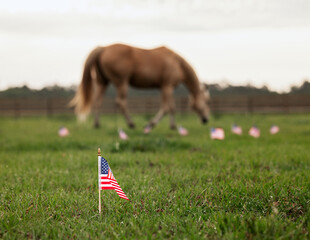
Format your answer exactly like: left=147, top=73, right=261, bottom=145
left=144, top=125, right=152, bottom=134
left=270, top=125, right=279, bottom=134
left=178, top=126, right=188, bottom=136
left=118, top=128, right=128, bottom=140
left=58, top=126, right=69, bottom=137
left=97, top=148, right=129, bottom=212
left=210, top=128, right=225, bottom=140
left=249, top=126, right=260, bottom=138
left=231, top=124, right=242, bottom=135
left=98, top=148, right=102, bottom=213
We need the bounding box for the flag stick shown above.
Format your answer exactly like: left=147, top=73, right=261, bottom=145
left=98, top=148, right=101, bottom=214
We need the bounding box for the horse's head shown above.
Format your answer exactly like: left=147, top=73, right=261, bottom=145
left=190, top=83, right=210, bottom=124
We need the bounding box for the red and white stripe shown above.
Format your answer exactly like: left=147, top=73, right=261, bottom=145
left=249, top=127, right=260, bottom=138
left=110, top=179, right=129, bottom=200
left=100, top=174, right=114, bottom=190
left=178, top=126, right=188, bottom=136
left=58, top=127, right=69, bottom=137
left=270, top=125, right=279, bottom=134
left=119, top=129, right=128, bottom=140
left=144, top=126, right=151, bottom=134
left=232, top=125, right=242, bottom=135
left=211, top=128, right=225, bottom=140
left=100, top=172, right=129, bottom=200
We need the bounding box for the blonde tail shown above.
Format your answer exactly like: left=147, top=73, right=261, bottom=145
left=69, top=47, right=103, bottom=120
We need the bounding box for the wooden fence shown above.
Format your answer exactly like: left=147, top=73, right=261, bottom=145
left=0, top=94, right=310, bottom=117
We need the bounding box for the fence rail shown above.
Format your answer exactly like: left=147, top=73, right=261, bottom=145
left=0, top=94, right=310, bottom=117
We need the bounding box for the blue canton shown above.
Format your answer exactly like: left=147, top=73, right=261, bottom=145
left=101, top=157, right=110, bottom=174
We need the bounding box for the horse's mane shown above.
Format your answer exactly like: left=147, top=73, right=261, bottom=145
left=174, top=53, right=201, bottom=96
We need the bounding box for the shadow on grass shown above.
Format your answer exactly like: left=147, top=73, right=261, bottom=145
left=110, top=138, right=193, bottom=153
left=1, top=141, right=92, bottom=152
left=1, top=138, right=193, bottom=153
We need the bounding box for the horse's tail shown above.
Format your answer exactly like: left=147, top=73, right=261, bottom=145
left=69, top=47, right=107, bottom=120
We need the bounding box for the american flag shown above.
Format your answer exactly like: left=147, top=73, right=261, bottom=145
left=178, top=126, right=188, bottom=136
left=58, top=126, right=69, bottom=137
left=210, top=128, right=225, bottom=140
left=99, top=157, right=129, bottom=201
left=249, top=126, right=260, bottom=138
left=231, top=124, right=242, bottom=135
left=144, top=125, right=152, bottom=134
left=270, top=125, right=279, bottom=134
left=118, top=129, right=128, bottom=140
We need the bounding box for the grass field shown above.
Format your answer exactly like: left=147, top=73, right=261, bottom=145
left=0, top=113, right=309, bottom=239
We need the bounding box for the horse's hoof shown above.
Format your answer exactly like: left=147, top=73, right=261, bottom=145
left=129, top=123, right=135, bottom=129
left=202, top=117, right=208, bottom=124
left=170, top=125, right=176, bottom=130
left=94, top=123, right=100, bottom=128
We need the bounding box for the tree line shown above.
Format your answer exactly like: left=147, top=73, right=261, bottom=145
left=0, top=80, right=309, bottom=99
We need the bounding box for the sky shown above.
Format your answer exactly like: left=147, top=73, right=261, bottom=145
left=0, top=0, right=310, bottom=92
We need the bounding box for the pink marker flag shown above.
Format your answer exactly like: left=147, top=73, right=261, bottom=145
left=270, top=125, right=279, bottom=134
left=178, top=126, right=188, bottom=136
left=144, top=126, right=152, bottom=134
left=231, top=124, right=242, bottom=135
left=118, top=129, right=128, bottom=140
left=58, top=127, right=69, bottom=137
left=249, top=126, right=260, bottom=138
left=210, top=128, right=225, bottom=140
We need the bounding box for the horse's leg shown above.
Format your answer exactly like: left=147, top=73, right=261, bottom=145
left=169, top=108, right=176, bottom=130
left=149, top=86, right=175, bottom=129
left=168, top=89, right=176, bottom=129
left=92, top=84, right=107, bottom=128
left=148, top=109, right=165, bottom=128
left=116, top=82, right=135, bottom=129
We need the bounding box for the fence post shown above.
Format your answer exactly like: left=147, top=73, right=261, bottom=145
left=282, top=95, right=289, bottom=113
left=14, top=99, right=20, bottom=118
left=212, top=98, right=220, bottom=114
left=247, top=96, right=253, bottom=114
left=180, top=97, right=188, bottom=114
left=146, top=97, right=151, bottom=114
left=47, top=99, right=53, bottom=116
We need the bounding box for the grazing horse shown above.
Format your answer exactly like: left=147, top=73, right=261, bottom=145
left=70, top=44, right=210, bottom=129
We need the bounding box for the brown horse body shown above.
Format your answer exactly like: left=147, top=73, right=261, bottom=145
left=70, top=43, right=209, bottom=129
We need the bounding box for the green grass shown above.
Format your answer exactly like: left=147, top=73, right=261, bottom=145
left=0, top=113, right=309, bottom=239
